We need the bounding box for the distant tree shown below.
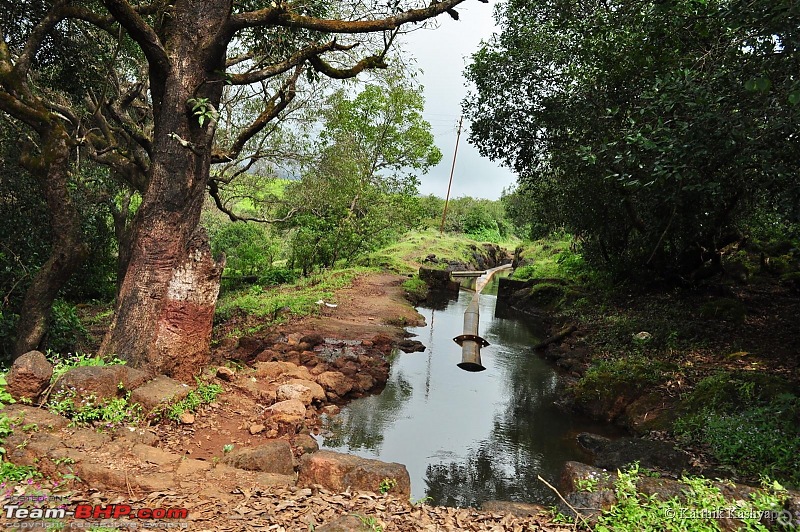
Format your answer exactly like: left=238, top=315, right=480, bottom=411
left=283, top=76, right=441, bottom=273
left=465, top=0, right=800, bottom=276
left=0, top=0, right=475, bottom=377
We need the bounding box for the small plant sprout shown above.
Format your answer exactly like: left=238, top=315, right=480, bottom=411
left=223, top=444, right=235, bottom=454
left=575, top=476, right=599, bottom=493
left=378, top=477, right=397, bottom=494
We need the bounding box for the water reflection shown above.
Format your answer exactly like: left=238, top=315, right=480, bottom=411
left=320, top=371, right=413, bottom=452
left=317, top=277, right=620, bottom=506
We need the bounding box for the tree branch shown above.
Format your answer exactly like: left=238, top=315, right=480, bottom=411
left=105, top=95, right=154, bottom=156
left=208, top=177, right=298, bottom=223
left=229, top=0, right=468, bottom=34
left=309, top=54, right=387, bottom=79
left=212, top=67, right=302, bottom=163
left=15, top=1, right=71, bottom=79
left=228, top=40, right=356, bottom=85
left=102, top=0, right=170, bottom=76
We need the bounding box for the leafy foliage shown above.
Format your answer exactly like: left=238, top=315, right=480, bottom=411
left=574, top=355, right=673, bottom=402
left=210, top=221, right=280, bottom=279
left=417, top=195, right=514, bottom=241
left=160, top=380, right=222, bottom=423
left=675, top=372, right=800, bottom=486
left=281, top=76, right=441, bottom=274
left=466, top=0, right=800, bottom=276
left=593, top=464, right=789, bottom=532
left=43, top=300, right=89, bottom=355
left=47, top=390, right=142, bottom=430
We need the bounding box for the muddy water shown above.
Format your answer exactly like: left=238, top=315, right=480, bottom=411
left=316, top=276, right=620, bottom=507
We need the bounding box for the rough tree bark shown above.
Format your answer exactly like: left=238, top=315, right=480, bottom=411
left=97, top=0, right=230, bottom=379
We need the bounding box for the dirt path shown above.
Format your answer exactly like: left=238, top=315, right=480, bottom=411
left=281, top=272, right=426, bottom=340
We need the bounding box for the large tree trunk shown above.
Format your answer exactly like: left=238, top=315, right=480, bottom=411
left=98, top=2, right=228, bottom=380
left=13, top=127, right=89, bottom=357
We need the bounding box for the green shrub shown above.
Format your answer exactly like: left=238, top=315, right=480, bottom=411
left=211, top=221, right=279, bottom=277
left=258, top=267, right=299, bottom=286
left=47, top=389, right=142, bottom=430
left=679, top=401, right=800, bottom=486
left=0, top=461, right=42, bottom=482
left=160, top=380, right=222, bottom=422
left=675, top=372, right=800, bottom=486
left=678, top=371, right=793, bottom=413
left=44, top=300, right=89, bottom=354
left=512, top=264, right=538, bottom=280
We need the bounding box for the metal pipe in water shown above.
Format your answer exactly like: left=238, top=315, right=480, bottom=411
left=454, top=292, right=489, bottom=372
left=452, top=265, right=511, bottom=372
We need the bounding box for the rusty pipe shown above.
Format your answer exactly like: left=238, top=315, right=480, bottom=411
left=453, top=292, right=488, bottom=372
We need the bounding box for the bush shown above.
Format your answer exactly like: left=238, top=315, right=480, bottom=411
left=258, top=267, right=299, bottom=286
left=43, top=300, right=89, bottom=354
left=211, top=222, right=278, bottom=278
left=677, top=400, right=800, bottom=486
left=440, top=197, right=513, bottom=239
left=47, top=389, right=142, bottom=430
left=592, top=464, right=789, bottom=532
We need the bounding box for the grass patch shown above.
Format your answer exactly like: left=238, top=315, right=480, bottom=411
left=512, top=234, right=611, bottom=292
left=215, top=267, right=369, bottom=329
left=47, top=389, right=142, bottom=430
left=675, top=371, right=800, bottom=487
left=401, top=276, right=428, bottom=303
left=359, top=229, right=498, bottom=274
left=154, top=380, right=223, bottom=423
left=48, top=352, right=127, bottom=383
left=574, top=355, right=675, bottom=402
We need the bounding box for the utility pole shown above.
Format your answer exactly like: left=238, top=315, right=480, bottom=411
left=439, top=114, right=463, bottom=234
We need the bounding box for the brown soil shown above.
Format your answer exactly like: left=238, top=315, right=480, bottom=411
left=158, top=272, right=428, bottom=480
left=281, top=272, right=427, bottom=339
left=3, top=271, right=572, bottom=530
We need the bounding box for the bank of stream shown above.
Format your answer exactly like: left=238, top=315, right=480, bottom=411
left=315, top=274, right=622, bottom=508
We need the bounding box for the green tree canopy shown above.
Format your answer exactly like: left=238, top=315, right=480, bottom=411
left=283, top=76, right=442, bottom=273
left=466, top=0, right=800, bottom=276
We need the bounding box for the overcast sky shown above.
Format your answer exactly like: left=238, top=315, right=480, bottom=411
left=399, top=0, right=516, bottom=200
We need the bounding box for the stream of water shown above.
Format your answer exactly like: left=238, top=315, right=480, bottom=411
left=315, top=276, right=620, bottom=507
